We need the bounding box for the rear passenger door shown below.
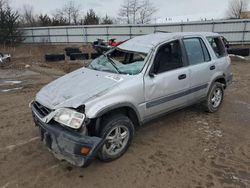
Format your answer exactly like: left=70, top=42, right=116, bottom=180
left=182, top=37, right=214, bottom=101
left=206, top=36, right=229, bottom=75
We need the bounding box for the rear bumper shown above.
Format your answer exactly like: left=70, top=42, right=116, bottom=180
left=32, top=112, right=104, bottom=167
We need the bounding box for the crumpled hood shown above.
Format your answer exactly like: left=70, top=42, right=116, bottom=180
left=36, top=68, right=126, bottom=109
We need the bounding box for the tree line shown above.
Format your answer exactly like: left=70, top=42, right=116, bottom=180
left=1, top=0, right=250, bottom=45
left=0, top=0, right=157, bottom=45
left=17, top=0, right=250, bottom=27
left=19, top=0, right=157, bottom=27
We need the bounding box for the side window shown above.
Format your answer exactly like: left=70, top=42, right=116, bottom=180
left=206, top=37, right=226, bottom=58
left=183, top=38, right=211, bottom=66
left=153, top=40, right=183, bottom=74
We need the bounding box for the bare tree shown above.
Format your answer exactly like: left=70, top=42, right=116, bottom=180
left=20, top=4, right=37, bottom=27
left=130, top=0, right=141, bottom=24
left=118, top=0, right=132, bottom=24
left=72, top=8, right=80, bottom=24
left=138, top=0, right=157, bottom=24
left=226, top=0, right=250, bottom=19
left=0, top=0, right=7, bottom=10
left=118, top=0, right=156, bottom=24
left=55, top=1, right=81, bottom=25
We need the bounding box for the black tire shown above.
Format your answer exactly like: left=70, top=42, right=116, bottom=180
left=64, top=47, right=77, bottom=52
left=45, top=54, right=65, bottom=62
left=65, top=48, right=81, bottom=56
left=70, top=53, right=89, bottom=60
left=203, top=82, right=224, bottom=113
left=227, top=48, right=250, bottom=56
left=98, top=114, right=134, bottom=162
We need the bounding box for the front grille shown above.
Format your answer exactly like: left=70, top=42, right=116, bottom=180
left=33, top=101, right=52, bottom=118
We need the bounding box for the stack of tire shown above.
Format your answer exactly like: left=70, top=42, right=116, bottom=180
left=70, top=53, right=89, bottom=60
left=227, top=48, right=250, bottom=57
left=65, top=47, right=93, bottom=61
left=66, top=48, right=101, bottom=60
left=45, top=47, right=102, bottom=62
left=65, top=48, right=81, bottom=56
left=45, top=53, right=65, bottom=62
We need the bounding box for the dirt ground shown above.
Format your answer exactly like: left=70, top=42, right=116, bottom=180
left=0, top=44, right=250, bottom=188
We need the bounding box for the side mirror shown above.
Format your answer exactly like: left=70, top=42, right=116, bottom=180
left=149, top=71, right=155, bottom=78
left=149, top=64, right=156, bottom=78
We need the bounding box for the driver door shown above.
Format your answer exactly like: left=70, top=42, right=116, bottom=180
left=144, top=40, right=191, bottom=119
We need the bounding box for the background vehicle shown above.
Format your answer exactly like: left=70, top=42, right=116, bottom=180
left=0, top=53, right=11, bottom=64
left=93, top=38, right=125, bottom=54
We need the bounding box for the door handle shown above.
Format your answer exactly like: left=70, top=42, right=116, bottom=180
left=210, top=65, right=216, bottom=70
left=178, top=74, right=186, bottom=80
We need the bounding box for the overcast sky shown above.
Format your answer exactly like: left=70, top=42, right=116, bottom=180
left=10, top=0, right=232, bottom=23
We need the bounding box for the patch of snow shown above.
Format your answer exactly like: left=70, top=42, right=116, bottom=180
left=197, top=120, right=209, bottom=126
left=1, top=87, right=23, bottom=92
left=0, top=80, right=22, bottom=86
left=229, top=54, right=246, bottom=60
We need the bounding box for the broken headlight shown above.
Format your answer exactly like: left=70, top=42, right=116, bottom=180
left=53, top=108, right=85, bottom=129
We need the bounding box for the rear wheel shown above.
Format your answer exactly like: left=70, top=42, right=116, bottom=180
left=98, top=114, right=134, bottom=162
left=203, top=82, right=224, bottom=113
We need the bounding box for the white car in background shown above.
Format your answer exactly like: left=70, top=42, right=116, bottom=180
left=0, top=53, right=11, bottom=64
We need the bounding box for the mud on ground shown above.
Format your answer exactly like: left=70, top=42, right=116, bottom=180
left=0, top=44, right=250, bottom=188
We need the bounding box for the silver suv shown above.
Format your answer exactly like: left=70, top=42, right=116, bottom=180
left=31, top=32, right=233, bottom=167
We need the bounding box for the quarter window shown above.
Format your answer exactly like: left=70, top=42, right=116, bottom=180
left=207, top=37, right=227, bottom=58
left=183, top=38, right=211, bottom=65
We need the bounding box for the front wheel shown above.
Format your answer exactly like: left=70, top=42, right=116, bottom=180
left=98, top=114, right=134, bottom=162
left=203, top=82, right=224, bottom=113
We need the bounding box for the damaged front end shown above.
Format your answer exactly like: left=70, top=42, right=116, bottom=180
left=31, top=101, right=104, bottom=167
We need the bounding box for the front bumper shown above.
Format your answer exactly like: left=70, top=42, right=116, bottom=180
left=32, top=111, right=104, bottom=167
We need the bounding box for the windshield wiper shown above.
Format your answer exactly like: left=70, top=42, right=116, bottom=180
left=103, top=54, right=121, bottom=74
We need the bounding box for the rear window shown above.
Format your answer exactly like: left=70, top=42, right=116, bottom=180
left=206, top=37, right=227, bottom=58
